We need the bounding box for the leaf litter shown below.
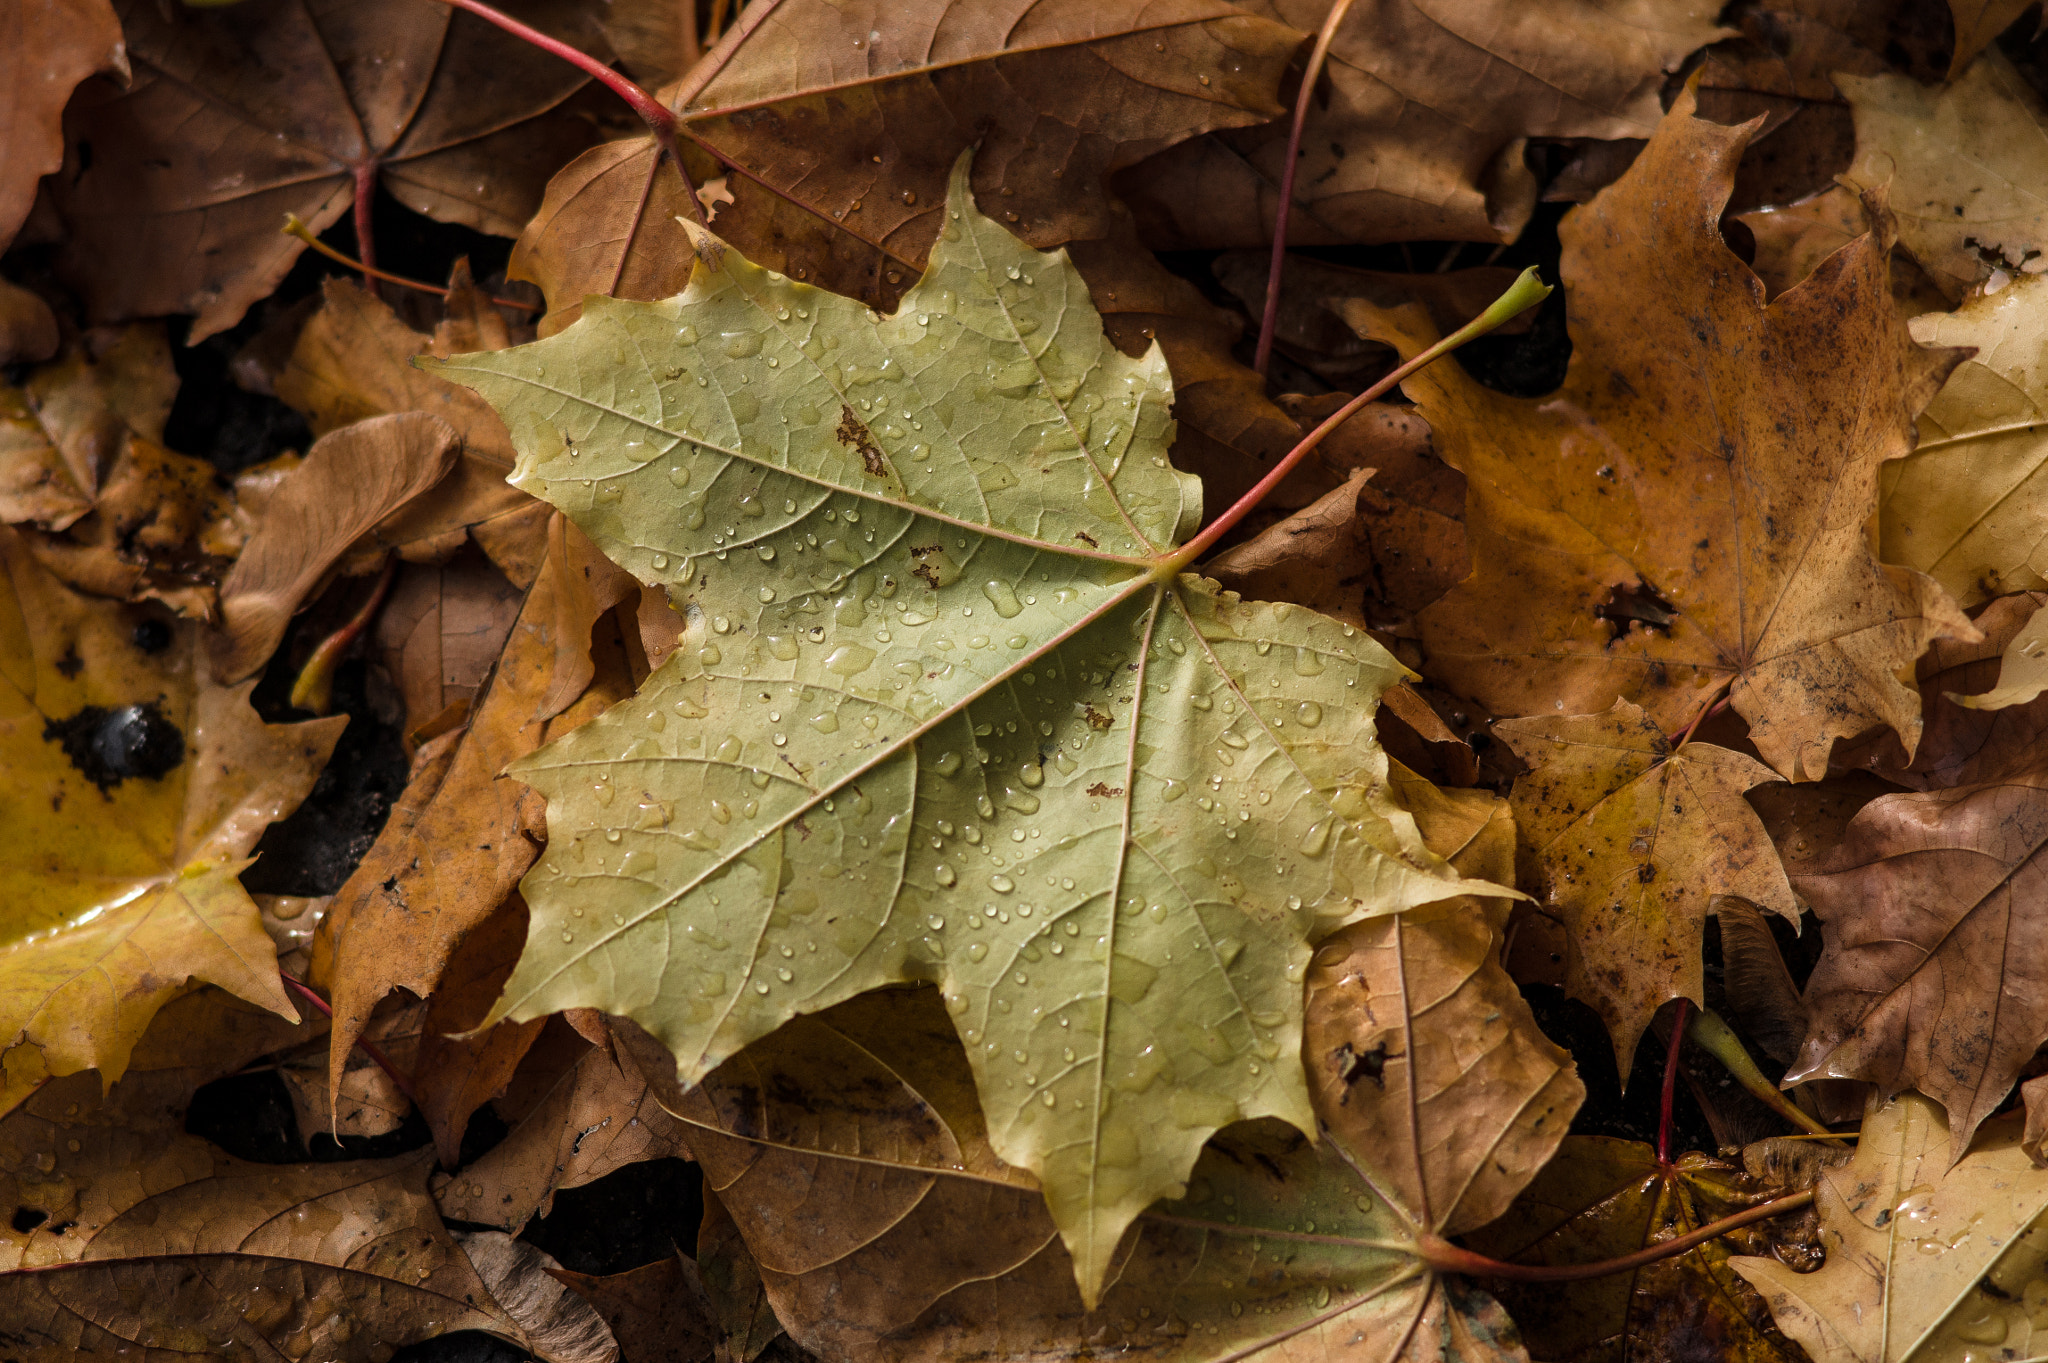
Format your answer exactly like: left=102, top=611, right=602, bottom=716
left=16, top=1, right=2048, bottom=1358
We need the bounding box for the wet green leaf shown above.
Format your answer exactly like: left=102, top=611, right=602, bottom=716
left=429, top=156, right=1505, bottom=1303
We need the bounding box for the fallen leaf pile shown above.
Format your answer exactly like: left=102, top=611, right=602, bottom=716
left=7, top=1, right=2048, bottom=1359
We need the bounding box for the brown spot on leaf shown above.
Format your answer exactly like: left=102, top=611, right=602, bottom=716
left=836, top=404, right=888, bottom=477
left=1086, top=782, right=1123, bottom=797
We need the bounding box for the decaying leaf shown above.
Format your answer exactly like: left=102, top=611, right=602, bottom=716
left=0, top=1068, right=521, bottom=1356
left=0, top=0, right=124, bottom=251
left=433, top=1018, right=691, bottom=1234
left=1956, top=596, right=2048, bottom=711
left=1118, top=0, right=1728, bottom=249
left=1351, top=91, right=1974, bottom=781
left=1494, top=701, right=1797, bottom=1070
left=0, top=525, right=339, bottom=1089
left=436, top=158, right=1506, bottom=1301
left=1786, top=765, right=2048, bottom=1157
left=211, top=411, right=462, bottom=683
left=373, top=549, right=528, bottom=745
left=314, top=531, right=635, bottom=1109
left=1465, top=1136, right=1818, bottom=1363
left=1839, top=49, right=2048, bottom=299
left=1733, top=1092, right=2048, bottom=1362
left=546, top=1251, right=720, bottom=1363
left=1830, top=592, right=2048, bottom=789
left=1882, top=271, right=2048, bottom=607
left=50, top=0, right=614, bottom=341
left=414, top=905, right=547, bottom=1167
left=512, top=0, right=1300, bottom=323
left=454, top=1231, right=619, bottom=1363
left=1950, top=0, right=2038, bottom=77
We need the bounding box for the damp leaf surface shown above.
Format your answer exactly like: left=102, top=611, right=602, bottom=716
left=431, top=158, right=1500, bottom=1303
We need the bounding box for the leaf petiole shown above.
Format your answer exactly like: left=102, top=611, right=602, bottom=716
left=1416, top=1189, right=1815, bottom=1283
left=1162, top=265, right=1551, bottom=578
left=1686, top=1007, right=1848, bottom=1144
left=280, top=215, right=538, bottom=312
left=1252, top=0, right=1360, bottom=377
left=279, top=969, right=422, bottom=1110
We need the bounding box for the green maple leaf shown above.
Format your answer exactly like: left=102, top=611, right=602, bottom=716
left=430, top=158, right=1513, bottom=1302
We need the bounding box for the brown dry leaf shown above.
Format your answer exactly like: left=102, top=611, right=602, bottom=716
left=279, top=992, right=426, bottom=1143
left=0, top=524, right=341, bottom=1092
left=434, top=1021, right=691, bottom=1234
left=1785, top=765, right=2048, bottom=1157
left=373, top=550, right=526, bottom=745
left=277, top=278, right=545, bottom=580
left=1352, top=91, right=1974, bottom=781
left=508, top=1, right=1306, bottom=513
left=1732, top=1093, right=2048, bottom=1363
left=312, top=546, right=635, bottom=1113
left=211, top=411, right=461, bottom=683
left=2025, top=1072, right=2048, bottom=1164
left=1880, top=271, right=2048, bottom=608
left=1461, top=1136, right=1819, bottom=1363
left=1494, top=701, right=1797, bottom=1070
left=637, top=776, right=1572, bottom=1361
left=1205, top=466, right=1380, bottom=631
left=1118, top=0, right=1728, bottom=250
left=1830, top=592, right=2048, bottom=789
left=0, top=323, right=183, bottom=528
left=548, top=1252, right=720, bottom=1363
left=1206, top=396, right=1469, bottom=637
left=514, top=0, right=1299, bottom=321
left=455, top=1231, right=619, bottom=1363
left=0, top=1069, right=520, bottom=1357
left=0, top=0, right=124, bottom=251
left=49, top=0, right=614, bottom=342
left=1838, top=48, right=2048, bottom=299
left=1952, top=0, right=2039, bottom=75
left=0, top=278, right=58, bottom=367
left=413, top=893, right=548, bottom=1169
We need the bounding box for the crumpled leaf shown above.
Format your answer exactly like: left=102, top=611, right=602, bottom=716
left=211, top=411, right=462, bottom=682
left=1462, top=1137, right=1819, bottom=1363
left=1881, top=271, right=2048, bottom=607
left=0, top=323, right=184, bottom=527
left=1117, top=0, right=1729, bottom=249
left=1493, top=701, right=1797, bottom=1070
left=49, top=0, right=613, bottom=341
left=1839, top=48, right=2048, bottom=299
left=0, top=0, right=124, bottom=251
left=1785, top=765, right=2048, bottom=1158
left=1206, top=394, right=1469, bottom=637
left=546, top=1251, right=720, bottom=1363
left=432, top=1017, right=691, bottom=1234
left=0, top=525, right=339, bottom=1089
left=0, top=1069, right=521, bottom=1358
left=508, top=0, right=1305, bottom=519
left=1955, top=595, right=2048, bottom=711
left=312, top=530, right=635, bottom=1109
left=1351, top=90, right=1975, bottom=781
left=454, top=1231, right=619, bottom=1363
left=1733, top=1092, right=2048, bottom=1362
left=1830, top=591, right=2048, bottom=788
left=435, top=158, right=1505, bottom=1302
